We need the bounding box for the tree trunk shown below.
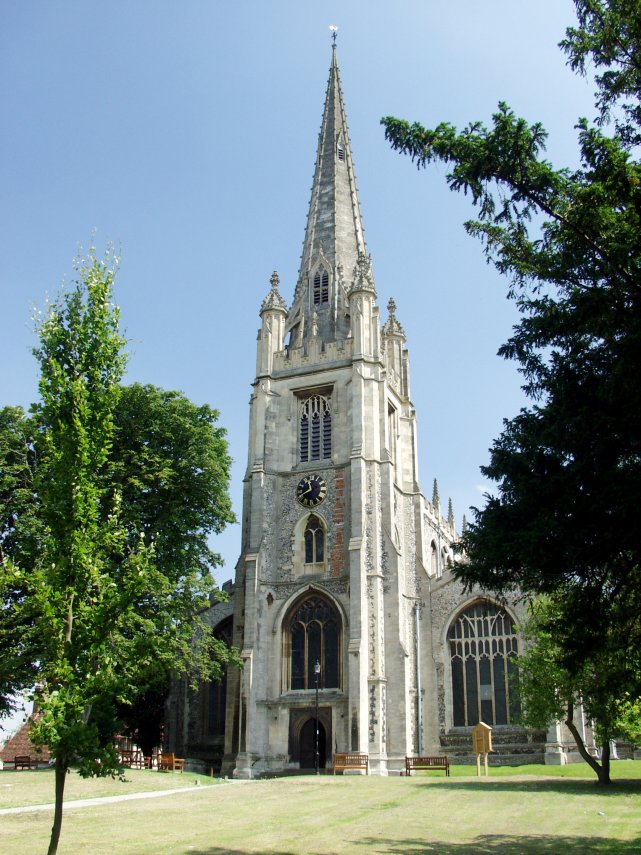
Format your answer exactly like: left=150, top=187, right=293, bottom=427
left=565, top=700, right=611, bottom=785
left=47, top=757, right=68, bottom=855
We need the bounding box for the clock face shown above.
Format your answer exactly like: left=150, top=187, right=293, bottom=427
left=296, top=474, right=327, bottom=507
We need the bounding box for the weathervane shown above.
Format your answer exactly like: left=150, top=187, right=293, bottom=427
left=329, top=25, right=338, bottom=44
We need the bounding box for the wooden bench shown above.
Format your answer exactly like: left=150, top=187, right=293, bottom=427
left=118, top=749, right=144, bottom=769
left=14, top=755, right=38, bottom=770
left=332, top=753, right=369, bottom=775
left=157, top=752, right=185, bottom=772
left=405, top=755, right=450, bottom=776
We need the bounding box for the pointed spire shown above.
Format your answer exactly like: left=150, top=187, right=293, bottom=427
left=287, top=44, right=369, bottom=345
left=432, top=478, right=440, bottom=512
left=447, top=498, right=454, bottom=529
left=300, top=44, right=366, bottom=276
left=462, top=514, right=468, bottom=534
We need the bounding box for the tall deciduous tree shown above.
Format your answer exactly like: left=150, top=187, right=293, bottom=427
left=382, top=0, right=641, bottom=779
left=0, top=248, right=236, bottom=854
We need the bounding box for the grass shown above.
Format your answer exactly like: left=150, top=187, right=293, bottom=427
left=1, top=763, right=640, bottom=854
left=0, top=767, right=217, bottom=809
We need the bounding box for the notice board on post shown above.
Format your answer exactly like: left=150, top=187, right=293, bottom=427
left=472, top=721, right=493, bottom=776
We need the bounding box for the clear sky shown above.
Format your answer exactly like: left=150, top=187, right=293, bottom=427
left=1, top=0, right=595, bottom=585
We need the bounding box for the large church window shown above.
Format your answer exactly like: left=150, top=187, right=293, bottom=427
left=300, top=394, right=332, bottom=462
left=304, top=515, right=325, bottom=564
left=447, top=601, right=520, bottom=727
left=287, top=595, right=341, bottom=690
left=313, top=269, right=329, bottom=305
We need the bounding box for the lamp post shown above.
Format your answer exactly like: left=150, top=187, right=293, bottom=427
left=314, top=659, right=321, bottom=774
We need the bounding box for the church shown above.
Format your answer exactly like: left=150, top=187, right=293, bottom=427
left=166, top=45, right=583, bottom=775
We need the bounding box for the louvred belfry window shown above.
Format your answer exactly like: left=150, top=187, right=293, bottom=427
left=313, top=269, right=329, bottom=305
left=300, top=394, right=331, bottom=462
left=447, top=601, right=520, bottom=727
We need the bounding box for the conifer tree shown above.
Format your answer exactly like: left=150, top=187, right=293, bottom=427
left=382, top=0, right=641, bottom=779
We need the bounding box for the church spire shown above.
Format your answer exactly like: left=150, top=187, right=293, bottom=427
left=286, top=43, right=369, bottom=347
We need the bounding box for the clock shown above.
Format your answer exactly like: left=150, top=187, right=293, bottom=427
left=296, top=474, right=327, bottom=507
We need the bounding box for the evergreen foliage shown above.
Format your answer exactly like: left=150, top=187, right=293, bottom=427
left=382, top=0, right=641, bottom=778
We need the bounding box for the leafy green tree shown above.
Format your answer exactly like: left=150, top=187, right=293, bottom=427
left=381, top=0, right=641, bottom=779
left=0, top=407, right=42, bottom=716
left=0, top=249, right=236, bottom=854
left=111, top=383, right=234, bottom=580
left=517, top=598, right=640, bottom=785
left=108, top=383, right=236, bottom=753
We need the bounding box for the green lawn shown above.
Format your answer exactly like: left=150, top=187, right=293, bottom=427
left=1, top=763, right=640, bottom=854
left=0, top=767, right=216, bottom=809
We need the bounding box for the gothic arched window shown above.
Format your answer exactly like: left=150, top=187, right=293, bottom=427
left=447, top=601, right=520, bottom=727
left=300, top=394, right=332, bottom=462
left=313, top=269, right=329, bottom=305
left=304, top=515, right=325, bottom=564
left=287, top=595, right=340, bottom=690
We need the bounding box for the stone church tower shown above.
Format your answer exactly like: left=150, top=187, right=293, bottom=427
left=167, top=45, right=558, bottom=775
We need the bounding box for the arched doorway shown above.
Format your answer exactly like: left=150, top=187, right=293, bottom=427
left=299, top=717, right=327, bottom=770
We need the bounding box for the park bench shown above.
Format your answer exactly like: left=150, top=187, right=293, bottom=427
left=332, top=753, right=369, bottom=775
left=118, top=749, right=144, bottom=769
left=14, top=755, right=38, bottom=770
left=404, top=755, right=450, bottom=776
left=157, top=752, right=185, bottom=772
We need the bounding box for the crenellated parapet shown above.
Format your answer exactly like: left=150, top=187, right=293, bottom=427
left=272, top=337, right=354, bottom=373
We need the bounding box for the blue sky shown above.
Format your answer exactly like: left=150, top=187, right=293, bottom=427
left=1, top=1, right=595, bottom=584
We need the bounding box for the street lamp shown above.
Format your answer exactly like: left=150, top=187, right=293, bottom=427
left=314, top=659, right=321, bottom=774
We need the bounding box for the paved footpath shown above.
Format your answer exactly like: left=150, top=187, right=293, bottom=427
left=0, top=784, right=224, bottom=815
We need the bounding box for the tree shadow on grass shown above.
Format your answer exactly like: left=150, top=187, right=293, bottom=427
left=357, top=835, right=641, bottom=854
left=416, top=778, right=641, bottom=798
left=187, top=836, right=641, bottom=855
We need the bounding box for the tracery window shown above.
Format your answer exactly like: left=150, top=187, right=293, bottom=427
left=304, top=515, right=325, bottom=564
left=447, top=601, right=520, bottom=727
left=287, top=595, right=340, bottom=690
left=300, top=394, right=332, bottom=462
left=313, top=269, right=329, bottom=305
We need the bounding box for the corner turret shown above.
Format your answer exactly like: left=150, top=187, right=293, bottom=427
left=382, top=297, right=410, bottom=398
left=257, top=271, right=288, bottom=377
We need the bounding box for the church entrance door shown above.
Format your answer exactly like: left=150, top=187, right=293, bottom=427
left=299, top=717, right=326, bottom=770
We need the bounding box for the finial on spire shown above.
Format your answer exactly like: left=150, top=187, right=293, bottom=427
left=260, top=270, right=288, bottom=315
left=387, top=297, right=396, bottom=317
left=329, top=25, right=338, bottom=44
